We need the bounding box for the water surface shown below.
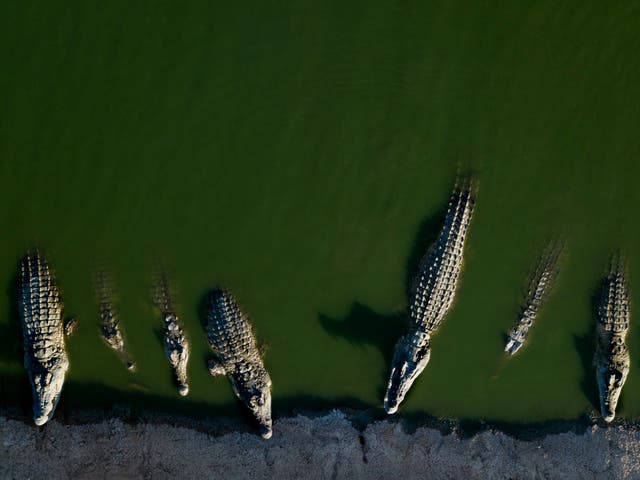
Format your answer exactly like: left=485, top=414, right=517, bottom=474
left=1, top=1, right=640, bottom=424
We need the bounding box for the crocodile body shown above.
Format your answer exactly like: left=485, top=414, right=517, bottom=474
left=384, top=183, right=476, bottom=414
left=153, top=270, right=190, bottom=396
left=94, top=268, right=135, bottom=371
left=595, top=260, right=630, bottom=422
left=18, top=252, right=69, bottom=426
left=206, top=289, right=272, bottom=439
left=505, top=244, right=562, bottom=355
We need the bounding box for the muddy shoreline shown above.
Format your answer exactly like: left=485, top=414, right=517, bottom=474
left=2, top=410, right=640, bottom=479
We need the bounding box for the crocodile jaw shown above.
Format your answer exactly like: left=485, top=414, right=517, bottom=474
left=384, top=333, right=431, bottom=414
left=255, top=391, right=273, bottom=439
left=30, top=358, right=69, bottom=426
left=178, top=384, right=189, bottom=396
left=230, top=370, right=273, bottom=439
left=504, top=338, right=522, bottom=355
left=597, top=364, right=628, bottom=423
left=247, top=388, right=272, bottom=439
left=250, top=374, right=273, bottom=439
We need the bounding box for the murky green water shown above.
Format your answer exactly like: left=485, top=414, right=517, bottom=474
left=2, top=2, right=640, bottom=424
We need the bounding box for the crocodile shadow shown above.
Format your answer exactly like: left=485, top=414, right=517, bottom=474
left=403, top=205, right=449, bottom=295
left=572, top=287, right=601, bottom=413
left=319, top=305, right=405, bottom=367
left=197, top=291, right=212, bottom=371
left=0, top=274, right=23, bottom=365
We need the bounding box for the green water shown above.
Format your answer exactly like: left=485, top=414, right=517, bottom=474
left=1, top=2, right=640, bottom=424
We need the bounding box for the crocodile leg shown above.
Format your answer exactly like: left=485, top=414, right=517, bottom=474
left=208, top=359, right=227, bottom=377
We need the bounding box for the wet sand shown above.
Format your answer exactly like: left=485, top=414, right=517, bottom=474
left=2, top=411, right=640, bottom=479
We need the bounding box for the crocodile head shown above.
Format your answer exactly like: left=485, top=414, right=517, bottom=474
left=384, top=332, right=431, bottom=414
left=178, top=383, right=189, bottom=396
left=596, top=339, right=630, bottom=423
left=231, top=368, right=273, bottom=439
left=30, top=357, right=69, bottom=426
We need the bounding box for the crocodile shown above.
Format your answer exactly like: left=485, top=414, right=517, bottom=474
left=152, top=269, right=190, bottom=396
left=206, top=288, right=273, bottom=439
left=504, top=241, right=563, bottom=355
left=18, top=251, right=74, bottom=426
left=384, top=181, right=476, bottom=414
left=595, top=258, right=630, bottom=423
left=93, top=267, right=135, bottom=371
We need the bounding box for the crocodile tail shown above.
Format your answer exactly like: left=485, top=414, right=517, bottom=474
left=609, top=251, right=627, bottom=281
left=92, top=261, right=116, bottom=305
left=453, top=174, right=478, bottom=209
left=524, top=238, right=565, bottom=300
left=152, top=264, right=174, bottom=315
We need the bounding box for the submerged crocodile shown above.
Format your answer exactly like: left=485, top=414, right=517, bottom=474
left=152, top=269, right=190, bottom=396
left=384, top=181, right=476, bottom=414
left=18, top=251, right=74, bottom=425
left=504, top=242, right=563, bottom=355
left=93, top=267, right=135, bottom=371
left=206, top=288, right=272, bottom=439
left=595, top=259, right=630, bottom=423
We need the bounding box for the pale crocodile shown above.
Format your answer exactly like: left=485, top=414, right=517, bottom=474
left=93, top=267, right=135, bottom=371
left=384, top=181, right=476, bottom=414
left=152, top=269, right=190, bottom=396
left=504, top=241, right=563, bottom=355
left=18, top=251, right=74, bottom=426
left=206, top=288, right=273, bottom=439
left=595, top=258, right=630, bottom=423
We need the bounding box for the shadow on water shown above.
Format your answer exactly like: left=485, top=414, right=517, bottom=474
left=198, top=291, right=214, bottom=375
left=0, top=274, right=23, bottom=365
left=0, top=372, right=378, bottom=435
left=1, top=372, right=607, bottom=441
left=197, top=290, right=211, bottom=332
left=152, top=326, right=164, bottom=346
left=573, top=286, right=602, bottom=414
left=403, top=205, right=448, bottom=295
left=319, top=304, right=405, bottom=367
left=395, top=410, right=599, bottom=440
left=573, top=331, right=598, bottom=412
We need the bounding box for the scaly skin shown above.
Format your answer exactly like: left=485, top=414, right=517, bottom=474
left=595, top=260, right=630, bottom=423
left=206, top=289, right=272, bottom=439
left=153, top=270, right=190, bottom=396
left=18, top=252, right=69, bottom=426
left=505, top=243, right=562, bottom=355
left=384, top=183, right=476, bottom=414
left=94, top=267, right=135, bottom=371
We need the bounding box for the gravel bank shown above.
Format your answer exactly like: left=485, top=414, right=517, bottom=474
left=2, top=411, right=639, bottom=479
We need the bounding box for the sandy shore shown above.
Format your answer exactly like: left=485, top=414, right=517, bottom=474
left=2, top=411, right=640, bottom=479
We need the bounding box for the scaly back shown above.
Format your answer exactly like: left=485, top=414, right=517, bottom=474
left=409, top=183, right=476, bottom=333
left=597, top=259, right=630, bottom=342
left=207, top=289, right=258, bottom=365
left=19, top=252, right=62, bottom=338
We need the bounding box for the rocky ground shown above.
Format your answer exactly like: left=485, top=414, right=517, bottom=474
left=2, top=411, right=640, bottom=479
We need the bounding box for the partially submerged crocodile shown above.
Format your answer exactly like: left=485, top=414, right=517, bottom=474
left=384, top=181, right=476, bottom=414
left=18, top=251, right=74, bottom=426
left=206, top=288, right=273, bottom=439
left=595, top=259, right=630, bottom=423
left=152, top=269, right=190, bottom=396
left=505, top=242, right=563, bottom=355
left=93, top=267, right=135, bottom=371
